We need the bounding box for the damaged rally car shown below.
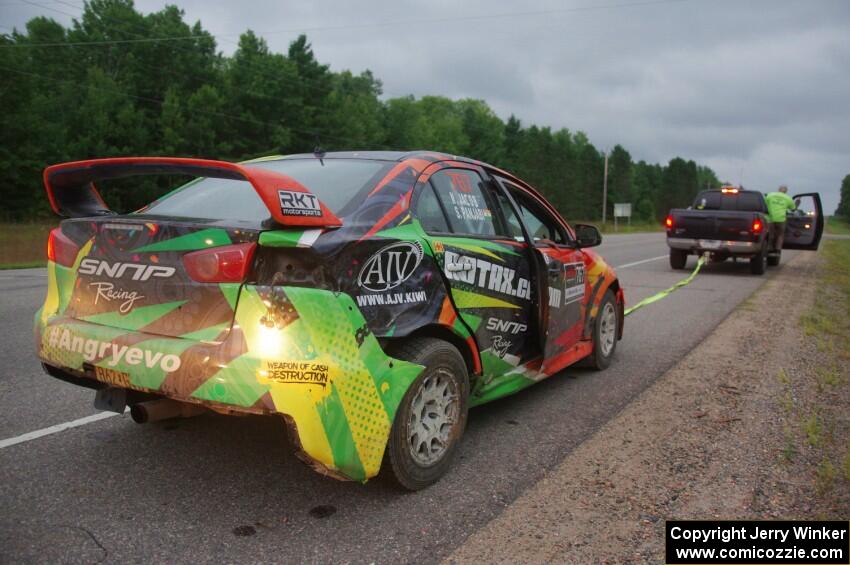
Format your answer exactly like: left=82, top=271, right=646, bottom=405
left=36, top=151, right=624, bottom=489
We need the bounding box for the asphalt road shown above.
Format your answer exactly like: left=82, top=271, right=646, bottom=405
left=0, top=233, right=799, bottom=564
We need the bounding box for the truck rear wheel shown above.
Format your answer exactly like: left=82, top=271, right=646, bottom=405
left=669, top=249, right=687, bottom=270
left=750, top=249, right=767, bottom=275
left=767, top=252, right=781, bottom=267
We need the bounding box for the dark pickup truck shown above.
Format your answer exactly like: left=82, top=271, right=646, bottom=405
left=666, top=188, right=824, bottom=275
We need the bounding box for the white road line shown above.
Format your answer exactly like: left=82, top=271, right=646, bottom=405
left=615, top=255, right=668, bottom=269
left=0, top=410, right=126, bottom=450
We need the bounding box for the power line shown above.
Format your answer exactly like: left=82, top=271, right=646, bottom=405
left=2, top=0, right=690, bottom=48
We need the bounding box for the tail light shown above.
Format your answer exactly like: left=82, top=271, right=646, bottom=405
left=665, top=215, right=674, bottom=229
left=183, top=242, right=257, bottom=283
left=752, top=219, right=763, bottom=234
left=47, top=228, right=80, bottom=267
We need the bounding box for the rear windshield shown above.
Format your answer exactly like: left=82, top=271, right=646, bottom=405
left=138, top=158, right=391, bottom=221
left=693, top=191, right=766, bottom=212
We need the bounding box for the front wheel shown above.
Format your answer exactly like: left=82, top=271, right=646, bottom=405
left=669, top=249, right=687, bottom=270
left=384, top=338, right=469, bottom=490
left=588, top=290, right=619, bottom=370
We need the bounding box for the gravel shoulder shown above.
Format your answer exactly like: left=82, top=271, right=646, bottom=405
left=447, top=249, right=850, bottom=564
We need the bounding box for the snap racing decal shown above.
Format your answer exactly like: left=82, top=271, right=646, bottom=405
left=485, top=317, right=527, bottom=334
left=88, top=281, right=144, bottom=313
left=46, top=328, right=181, bottom=372
left=444, top=250, right=531, bottom=300
left=491, top=335, right=511, bottom=358
left=278, top=190, right=322, bottom=217
left=78, top=258, right=175, bottom=281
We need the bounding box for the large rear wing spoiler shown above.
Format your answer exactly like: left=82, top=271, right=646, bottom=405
left=43, top=157, right=342, bottom=227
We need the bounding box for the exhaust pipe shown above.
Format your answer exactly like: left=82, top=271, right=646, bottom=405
left=130, top=399, right=206, bottom=424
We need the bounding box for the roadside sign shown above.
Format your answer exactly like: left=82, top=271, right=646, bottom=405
left=613, top=202, right=632, bottom=231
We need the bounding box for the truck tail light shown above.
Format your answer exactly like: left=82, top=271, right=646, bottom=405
left=47, top=228, right=80, bottom=267
left=752, top=219, right=763, bottom=234
left=665, top=215, right=674, bottom=229
left=182, top=242, right=257, bottom=283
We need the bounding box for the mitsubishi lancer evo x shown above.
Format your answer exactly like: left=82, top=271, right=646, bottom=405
left=36, top=151, right=624, bottom=489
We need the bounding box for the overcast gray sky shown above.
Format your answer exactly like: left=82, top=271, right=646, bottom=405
left=4, top=0, right=849, bottom=212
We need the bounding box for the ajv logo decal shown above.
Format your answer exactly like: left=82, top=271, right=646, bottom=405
left=358, top=241, right=424, bottom=292
left=278, top=190, right=321, bottom=217
left=79, top=258, right=175, bottom=281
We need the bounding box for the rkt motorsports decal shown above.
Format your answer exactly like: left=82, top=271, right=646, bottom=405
left=358, top=241, right=424, bottom=292
left=444, top=250, right=531, bottom=300
left=278, top=190, right=322, bottom=217
left=47, top=328, right=181, bottom=372
left=78, top=258, right=175, bottom=281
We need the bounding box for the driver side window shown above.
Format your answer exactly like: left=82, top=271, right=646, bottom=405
left=498, top=180, right=568, bottom=245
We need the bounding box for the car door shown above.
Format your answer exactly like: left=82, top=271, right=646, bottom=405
left=783, top=193, right=824, bottom=250
left=495, top=178, right=588, bottom=376
left=413, top=166, right=538, bottom=377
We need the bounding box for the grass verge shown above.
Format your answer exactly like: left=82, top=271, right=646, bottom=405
left=0, top=222, right=54, bottom=269
left=826, top=216, right=850, bottom=235
left=789, top=239, right=850, bottom=504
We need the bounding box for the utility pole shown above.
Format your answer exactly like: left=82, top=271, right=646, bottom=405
left=602, top=151, right=609, bottom=224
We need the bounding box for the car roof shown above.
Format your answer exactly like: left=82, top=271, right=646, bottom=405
left=246, top=150, right=484, bottom=165
left=244, top=150, right=559, bottom=226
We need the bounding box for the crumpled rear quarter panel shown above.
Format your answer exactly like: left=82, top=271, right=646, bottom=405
left=36, top=251, right=423, bottom=482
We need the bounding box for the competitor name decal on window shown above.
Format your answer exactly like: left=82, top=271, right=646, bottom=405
left=278, top=190, right=322, bottom=217
left=444, top=250, right=531, bottom=300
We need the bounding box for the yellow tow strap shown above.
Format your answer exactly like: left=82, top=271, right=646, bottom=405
left=624, top=253, right=708, bottom=316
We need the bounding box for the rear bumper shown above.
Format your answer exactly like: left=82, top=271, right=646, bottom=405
left=35, top=279, right=422, bottom=482
left=667, top=237, right=759, bottom=254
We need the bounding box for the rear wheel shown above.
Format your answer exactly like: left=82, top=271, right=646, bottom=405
left=669, top=249, right=687, bottom=270
left=588, top=291, right=618, bottom=370
left=384, top=338, right=469, bottom=490
left=750, top=248, right=767, bottom=275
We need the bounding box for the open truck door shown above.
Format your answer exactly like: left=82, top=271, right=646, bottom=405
left=783, top=193, right=824, bottom=251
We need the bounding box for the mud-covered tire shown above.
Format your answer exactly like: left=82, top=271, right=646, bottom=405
left=588, top=290, right=619, bottom=370
left=669, top=249, right=687, bottom=270
left=384, top=338, right=469, bottom=491
left=750, top=248, right=767, bottom=275
left=767, top=252, right=780, bottom=267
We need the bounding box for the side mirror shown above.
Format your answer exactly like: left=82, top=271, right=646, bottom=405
left=574, top=223, right=602, bottom=248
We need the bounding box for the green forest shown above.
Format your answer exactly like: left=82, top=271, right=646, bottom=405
left=1, top=0, right=723, bottom=223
